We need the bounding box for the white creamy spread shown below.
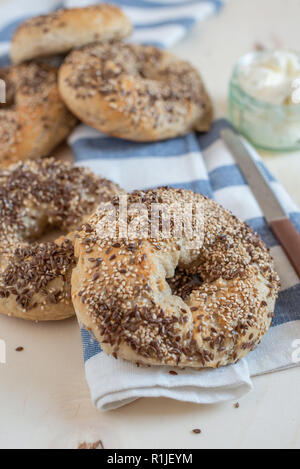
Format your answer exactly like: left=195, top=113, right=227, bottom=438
left=238, top=50, right=300, bottom=105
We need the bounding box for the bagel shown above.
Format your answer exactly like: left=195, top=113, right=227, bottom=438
left=58, top=42, right=213, bottom=141
left=0, top=62, right=76, bottom=167
left=0, top=158, right=123, bottom=321
left=72, top=188, right=280, bottom=368
left=11, top=5, right=132, bottom=65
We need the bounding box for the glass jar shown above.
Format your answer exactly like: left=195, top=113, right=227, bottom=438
left=228, top=52, right=300, bottom=152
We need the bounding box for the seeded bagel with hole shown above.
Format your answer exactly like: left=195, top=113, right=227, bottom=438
left=72, top=188, right=280, bottom=368
left=11, top=4, right=132, bottom=64
left=0, top=158, right=123, bottom=321
left=59, top=42, right=213, bottom=141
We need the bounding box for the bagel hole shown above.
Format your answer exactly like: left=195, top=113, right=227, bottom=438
left=38, top=228, right=65, bottom=243
left=23, top=216, right=66, bottom=244
left=167, top=267, right=203, bottom=300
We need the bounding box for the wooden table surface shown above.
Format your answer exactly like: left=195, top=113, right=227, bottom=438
left=0, top=0, right=299, bottom=449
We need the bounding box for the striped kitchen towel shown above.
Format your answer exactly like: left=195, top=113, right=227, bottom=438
left=1, top=0, right=299, bottom=411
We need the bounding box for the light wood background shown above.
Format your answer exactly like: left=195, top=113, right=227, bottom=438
left=0, top=0, right=299, bottom=449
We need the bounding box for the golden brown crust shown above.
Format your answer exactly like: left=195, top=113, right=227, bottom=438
left=0, top=158, right=123, bottom=321
left=72, top=188, right=280, bottom=368
left=11, top=5, right=132, bottom=64
left=0, top=63, right=77, bottom=167
left=59, top=43, right=213, bottom=141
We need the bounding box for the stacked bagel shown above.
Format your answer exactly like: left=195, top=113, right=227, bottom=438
left=0, top=3, right=213, bottom=167
left=1, top=4, right=132, bottom=167
left=0, top=5, right=280, bottom=370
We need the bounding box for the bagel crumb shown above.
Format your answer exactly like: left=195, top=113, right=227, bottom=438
left=78, top=439, right=104, bottom=450
left=192, top=429, right=201, bottom=434
left=15, top=346, right=24, bottom=352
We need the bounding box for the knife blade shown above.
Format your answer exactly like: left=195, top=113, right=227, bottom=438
left=221, top=128, right=300, bottom=278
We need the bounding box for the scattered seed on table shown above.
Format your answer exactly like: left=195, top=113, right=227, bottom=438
left=169, top=370, right=178, bottom=375
left=192, top=428, right=201, bottom=434
left=15, top=347, right=24, bottom=352
left=234, top=402, right=240, bottom=409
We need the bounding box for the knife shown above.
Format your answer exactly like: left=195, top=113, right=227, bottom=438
left=221, top=128, right=300, bottom=278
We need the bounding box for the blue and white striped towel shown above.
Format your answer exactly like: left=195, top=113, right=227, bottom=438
left=1, top=0, right=299, bottom=411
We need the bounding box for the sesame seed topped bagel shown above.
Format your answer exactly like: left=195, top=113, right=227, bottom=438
left=0, top=62, right=77, bottom=167
left=58, top=42, right=213, bottom=141
left=72, top=188, right=280, bottom=368
left=11, top=4, right=132, bottom=65
left=0, top=158, right=123, bottom=321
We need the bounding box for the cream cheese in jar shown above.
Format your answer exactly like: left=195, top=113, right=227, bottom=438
left=229, top=50, right=300, bottom=151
